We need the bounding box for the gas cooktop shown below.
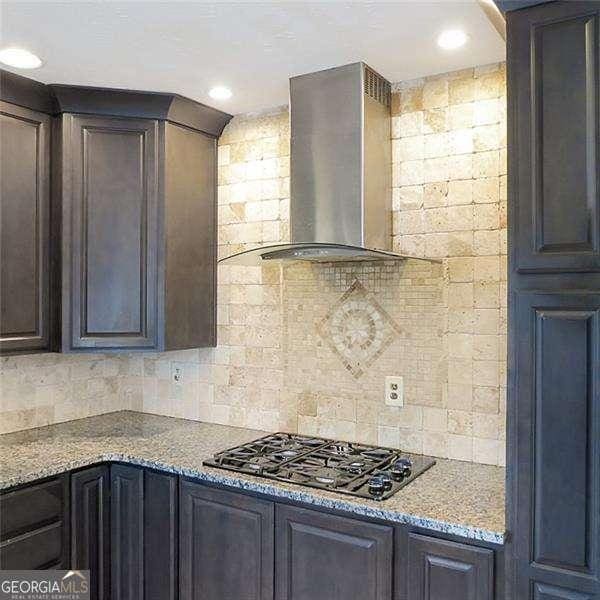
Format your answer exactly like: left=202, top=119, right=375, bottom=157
left=203, top=433, right=436, bottom=501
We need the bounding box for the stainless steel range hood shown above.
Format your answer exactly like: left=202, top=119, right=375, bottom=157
left=219, top=62, right=420, bottom=265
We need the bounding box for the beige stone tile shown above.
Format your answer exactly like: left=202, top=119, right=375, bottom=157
left=473, top=151, right=500, bottom=178
left=423, top=182, right=448, bottom=208
left=394, top=135, right=425, bottom=161
left=447, top=434, right=473, bottom=461
left=447, top=180, right=473, bottom=207
left=474, top=256, right=500, bottom=282
left=423, top=79, right=449, bottom=109
left=473, top=386, right=500, bottom=414
left=448, top=283, right=474, bottom=308
left=422, top=431, right=448, bottom=457
left=393, top=112, right=423, bottom=138
left=423, top=108, right=448, bottom=134
left=394, top=185, right=424, bottom=211
left=473, top=438, right=499, bottom=465
left=448, top=257, right=474, bottom=282
left=449, top=76, right=475, bottom=104
left=474, top=230, right=500, bottom=255
left=474, top=281, right=500, bottom=308
left=423, top=407, right=448, bottom=432
left=448, top=102, right=474, bottom=129
left=473, top=177, right=500, bottom=204
left=473, top=360, right=499, bottom=387
left=448, top=409, right=473, bottom=436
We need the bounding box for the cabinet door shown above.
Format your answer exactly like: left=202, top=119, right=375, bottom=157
left=179, top=480, right=274, bottom=600
left=406, top=533, right=494, bottom=600
left=510, top=1, right=600, bottom=273
left=111, top=465, right=143, bottom=600
left=275, top=504, right=393, bottom=600
left=513, top=292, right=600, bottom=599
left=63, top=114, right=159, bottom=350
left=145, top=470, right=178, bottom=600
left=71, top=466, right=110, bottom=600
left=0, top=101, right=51, bottom=353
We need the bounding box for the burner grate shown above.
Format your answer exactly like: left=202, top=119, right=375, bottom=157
left=204, top=432, right=436, bottom=501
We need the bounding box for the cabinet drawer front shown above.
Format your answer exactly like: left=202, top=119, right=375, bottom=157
left=1, top=477, right=66, bottom=539
left=0, top=522, right=65, bottom=570
left=275, top=504, right=393, bottom=600
left=65, top=114, right=159, bottom=350
left=407, top=533, right=494, bottom=600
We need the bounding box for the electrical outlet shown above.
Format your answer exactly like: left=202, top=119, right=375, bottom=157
left=172, top=365, right=183, bottom=385
left=385, top=376, right=404, bottom=407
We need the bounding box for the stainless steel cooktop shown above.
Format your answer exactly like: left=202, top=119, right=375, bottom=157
left=204, top=432, right=436, bottom=501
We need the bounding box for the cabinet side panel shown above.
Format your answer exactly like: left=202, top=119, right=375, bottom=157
left=164, top=122, right=216, bottom=349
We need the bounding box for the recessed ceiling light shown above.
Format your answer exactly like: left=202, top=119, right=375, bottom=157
left=0, top=47, right=43, bottom=69
left=209, top=86, right=233, bottom=100
left=437, top=30, right=469, bottom=50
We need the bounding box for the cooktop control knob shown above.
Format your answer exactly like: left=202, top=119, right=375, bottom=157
left=377, top=471, right=393, bottom=490
left=368, top=475, right=386, bottom=498
left=390, top=458, right=412, bottom=480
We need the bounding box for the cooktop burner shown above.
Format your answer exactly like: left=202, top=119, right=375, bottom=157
left=203, top=433, right=436, bottom=501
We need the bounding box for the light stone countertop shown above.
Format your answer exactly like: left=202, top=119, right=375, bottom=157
left=0, top=411, right=506, bottom=544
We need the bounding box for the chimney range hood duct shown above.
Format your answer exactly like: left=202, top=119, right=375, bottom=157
left=219, top=62, right=424, bottom=265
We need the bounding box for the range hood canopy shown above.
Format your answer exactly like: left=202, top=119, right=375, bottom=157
left=219, top=62, right=427, bottom=266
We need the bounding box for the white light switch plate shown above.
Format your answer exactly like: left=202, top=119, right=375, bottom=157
left=385, top=376, right=404, bottom=407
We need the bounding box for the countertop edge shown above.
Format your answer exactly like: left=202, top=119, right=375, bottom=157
left=0, top=452, right=506, bottom=545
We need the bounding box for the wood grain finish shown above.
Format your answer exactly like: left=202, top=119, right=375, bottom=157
left=508, top=4, right=600, bottom=598
left=63, top=114, right=159, bottom=350
left=512, top=3, right=600, bottom=272
left=0, top=101, right=51, bottom=353
left=163, top=122, right=216, bottom=349
left=406, top=533, right=494, bottom=600
left=71, top=466, right=110, bottom=600
left=144, top=470, right=178, bottom=600
left=0, top=475, right=69, bottom=569
left=111, top=465, right=144, bottom=600
left=179, top=480, right=274, bottom=600
left=275, top=504, right=393, bottom=600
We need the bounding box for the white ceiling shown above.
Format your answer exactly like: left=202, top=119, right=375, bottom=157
left=0, top=1, right=505, bottom=115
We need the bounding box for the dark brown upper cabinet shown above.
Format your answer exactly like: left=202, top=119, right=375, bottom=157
left=0, top=101, right=52, bottom=353
left=58, top=98, right=226, bottom=352
left=510, top=1, right=600, bottom=273
left=0, top=71, right=231, bottom=354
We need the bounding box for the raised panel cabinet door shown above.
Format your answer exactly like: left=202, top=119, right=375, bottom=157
left=406, top=533, right=494, bottom=600
left=513, top=292, right=600, bottom=598
left=179, top=480, right=274, bottom=600
left=71, top=466, right=110, bottom=600
left=144, top=470, right=178, bottom=600
left=63, top=114, right=159, bottom=350
left=111, top=465, right=143, bottom=600
left=509, top=1, right=600, bottom=272
left=0, top=101, right=51, bottom=353
left=275, top=504, right=393, bottom=600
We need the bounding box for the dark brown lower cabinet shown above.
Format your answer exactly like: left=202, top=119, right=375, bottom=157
left=71, top=466, right=110, bottom=600
left=179, top=480, right=274, bottom=600
left=275, top=504, right=393, bottom=600
left=111, top=465, right=144, bottom=600
left=144, top=469, right=178, bottom=600
left=0, top=475, right=69, bottom=569
left=406, top=533, right=494, bottom=600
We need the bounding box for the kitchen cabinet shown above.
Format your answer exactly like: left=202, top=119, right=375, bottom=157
left=111, top=465, right=144, bottom=600
left=179, top=479, right=274, bottom=600
left=0, top=464, right=502, bottom=599
left=275, top=504, right=393, bottom=600
left=0, top=475, right=69, bottom=569
left=0, top=70, right=230, bottom=355
left=506, top=1, right=600, bottom=599
left=71, top=466, right=110, bottom=600
left=0, top=101, right=52, bottom=353
left=406, top=533, right=494, bottom=600
left=59, top=112, right=219, bottom=352
left=60, top=114, right=160, bottom=350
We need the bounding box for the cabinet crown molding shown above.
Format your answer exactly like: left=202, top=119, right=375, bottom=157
left=0, top=69, right=232, bottom=137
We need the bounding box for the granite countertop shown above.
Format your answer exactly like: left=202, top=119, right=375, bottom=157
left=0, top=411, right=506, bottom=544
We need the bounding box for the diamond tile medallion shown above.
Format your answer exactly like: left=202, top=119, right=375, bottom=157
left=317, top=280, right=402, bottom=378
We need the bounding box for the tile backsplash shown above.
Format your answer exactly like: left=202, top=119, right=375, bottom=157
left=0, top=63, right=506, bottom=466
